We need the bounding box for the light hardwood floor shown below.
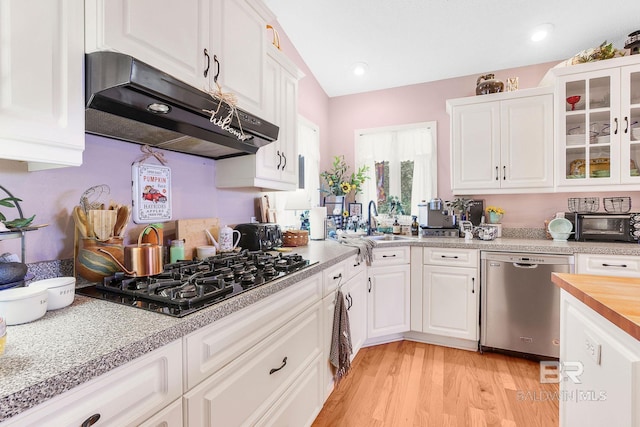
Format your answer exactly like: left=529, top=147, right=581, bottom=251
left=312, top=341, right=559, bottom=427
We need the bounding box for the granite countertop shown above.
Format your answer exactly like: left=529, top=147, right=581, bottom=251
left=2, top=235, right=640, bottom=421
left=552, top=272, right=640, bottom=342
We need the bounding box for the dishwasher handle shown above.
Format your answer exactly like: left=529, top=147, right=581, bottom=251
left=513, top=262, right=539, bottom=269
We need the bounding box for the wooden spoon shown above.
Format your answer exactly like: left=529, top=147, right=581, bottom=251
left=113, top=205, right=130, bottom=237
left=72, top=206, right=88, bottom=238
left=89, top=209, right=117, bottom=241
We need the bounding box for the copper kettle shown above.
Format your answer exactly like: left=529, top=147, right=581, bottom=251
left=98, top=225, right=163, bottom=277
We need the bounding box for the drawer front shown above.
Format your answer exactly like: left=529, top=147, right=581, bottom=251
left=371, top=246, right=410, bottom=265
left=423, top=247, right=478, bottom=268
left=259, top=354, right=324, bottom=427
left=576, top=254, right=640, bottom=278
left=345, top=254, right=366, bottom=281
left=2, top=340, right=182, bottom=427
left=184, top=302, right=323, bottom=427
left=138, top=398, right=183, bottom=427
left=323, top=259, right=348, bottom=295
left=184, top=273, right=322, bottom=390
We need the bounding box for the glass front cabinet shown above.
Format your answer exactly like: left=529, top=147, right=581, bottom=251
left=555, top=59, right=640, bottom=188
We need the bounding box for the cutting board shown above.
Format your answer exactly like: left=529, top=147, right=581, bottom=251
left=175, top=218, right=220, bottom=260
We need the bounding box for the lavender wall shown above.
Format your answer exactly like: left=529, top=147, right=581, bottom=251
left=0, top=135, right=259, bottom=263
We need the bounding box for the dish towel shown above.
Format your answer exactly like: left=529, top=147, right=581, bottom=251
left=338, top=236, right=377, bottom=265
left=329, top=289, right=352, bottom=384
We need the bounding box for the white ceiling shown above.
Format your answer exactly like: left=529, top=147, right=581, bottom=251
left=263, top=0, right=640, bottom=97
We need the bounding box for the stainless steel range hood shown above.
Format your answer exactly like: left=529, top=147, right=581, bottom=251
left=85, top=51, right=279, bottom=159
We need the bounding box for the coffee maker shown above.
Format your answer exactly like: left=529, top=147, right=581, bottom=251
left=419, top=198, right=457, bottom=228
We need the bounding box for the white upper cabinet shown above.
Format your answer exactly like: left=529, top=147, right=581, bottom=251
left=85, top=0, right=272, bottom=116
left=215, top=45, right=303, bottom=191
left=0, top=0, right=85, bottom=170
left=447, top=87, right=554, bottom=194
left=551, top=55, right=640, bottom=189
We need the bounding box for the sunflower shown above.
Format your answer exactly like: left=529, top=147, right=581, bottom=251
left=342, top=210, right=349, bottom=218
left=340, top=182, right=351, bottom=193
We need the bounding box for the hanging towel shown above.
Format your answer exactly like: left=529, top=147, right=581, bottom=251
left=338, top=235, right=377, bottom=265
left=330, top=289, right=352, bottom=384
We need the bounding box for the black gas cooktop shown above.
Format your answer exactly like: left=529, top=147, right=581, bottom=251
left=76, top=249, right=316, bottom=317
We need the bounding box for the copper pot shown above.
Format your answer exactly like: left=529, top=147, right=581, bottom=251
left=98, top=225, right=163, bottom=277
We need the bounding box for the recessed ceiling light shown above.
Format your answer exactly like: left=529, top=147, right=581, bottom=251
left=531, top=23, right=554, bottom=42
left=352, top=62, right=368, bottom=76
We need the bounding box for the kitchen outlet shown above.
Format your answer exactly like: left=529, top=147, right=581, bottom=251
left=584, top=331, right=602, bottom=365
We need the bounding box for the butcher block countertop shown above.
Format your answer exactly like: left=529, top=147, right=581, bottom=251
left=552, top=273, right=640, bottom=342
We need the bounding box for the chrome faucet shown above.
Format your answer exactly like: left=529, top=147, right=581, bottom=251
left=367, top=200, right=378, bottom=235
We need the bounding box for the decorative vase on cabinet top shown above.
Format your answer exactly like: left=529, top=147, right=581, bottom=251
left=476, top=74, right=504, bottom=95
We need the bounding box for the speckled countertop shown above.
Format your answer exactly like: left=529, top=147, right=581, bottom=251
left=2, top=235, right=640, bottom=421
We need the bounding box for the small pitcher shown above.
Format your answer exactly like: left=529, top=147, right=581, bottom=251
left=219, top=225, right=241, bottom=252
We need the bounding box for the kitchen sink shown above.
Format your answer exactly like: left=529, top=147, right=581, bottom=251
left=365, top=234, right=414, bottom=241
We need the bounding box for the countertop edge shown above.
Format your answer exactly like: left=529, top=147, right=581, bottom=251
left=551, top=273, right=640, bottom=342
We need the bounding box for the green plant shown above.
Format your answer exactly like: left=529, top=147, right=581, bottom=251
left=575, top=41, right=625, bottom=63
left=0, top=196, right=35, bottom=228
left=320, top=155, right=370, bottom=196
left=445, top=197, right=473, bottom=214
left=387, top=195, right=406, bottom=215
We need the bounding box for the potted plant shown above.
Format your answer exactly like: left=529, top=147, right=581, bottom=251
left=320, top=155, right=369, bottom=214
left=445, top=197, right=473, bottom=219
left=486, top=206, right=505, bottom=224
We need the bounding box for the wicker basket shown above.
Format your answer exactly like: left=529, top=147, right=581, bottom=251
left=603, top=197, right=631, bottom=214
left=568, top=197, right=599, bottom=213
left=283, top=230, right=309, bottom=247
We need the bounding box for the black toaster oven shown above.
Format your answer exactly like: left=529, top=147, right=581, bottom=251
left=564, top=212, right=640, bottom=243
left=234, top=223, right=283, bottom=251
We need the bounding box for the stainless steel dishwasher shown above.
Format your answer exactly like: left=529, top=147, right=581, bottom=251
left=480, top=252, right=574, bottom=359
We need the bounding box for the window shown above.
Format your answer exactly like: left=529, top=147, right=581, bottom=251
left=355, top=122, right=437, bottom=217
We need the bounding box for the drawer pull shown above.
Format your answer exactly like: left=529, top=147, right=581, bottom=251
left=441, top=255, right=459, bottom=259
left=333, top=273, right=342, bottom=280
left=81, top=414, right=101, bottom=427
left=203, top=49, right=210, bottom=78
left=368, top=277, right=372, bottom=293
left=472, top=277, right=475, bottom=294
left=382, top=254, right=397, bottom=258
left=269, top=357, right=288, bottom=375
left=602, top=263, right=628, bottom=268
left=346, top=293, right=353, bottom=310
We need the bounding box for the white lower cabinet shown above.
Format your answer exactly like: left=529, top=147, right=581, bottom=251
left=422, top=264, right=478, bottom=340
left=184, top=301, right=323, bottom=426
left=560, top=290, right=640, bottom=427
left=576, top=253, right=640, bottom=277
left=410, top=248, right=479, bottom=347
left=0, top=340, right=183, bottom=427
left=258, top=354, right=324, bottom=427
left=138, top=398, right=183, bottom=427
left=367, top=247, right=411, bottom=340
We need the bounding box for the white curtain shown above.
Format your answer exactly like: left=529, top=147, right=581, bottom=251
left=355, top=123, right=437, bottom=217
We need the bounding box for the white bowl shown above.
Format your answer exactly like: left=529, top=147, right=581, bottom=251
left=0, top=286, right=48, bottom=325
left=28, top=277, right=75, bottom=310
left=550, top=231, right=571, bottom=241
left=548, top=218, right=573, bottom=234
left=632, top=128, right=640, bottom=141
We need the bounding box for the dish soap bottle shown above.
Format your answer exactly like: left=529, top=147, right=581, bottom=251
left=392, top=217, right=401, bottom=235
left=411, top=216, right=419, bottom=236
